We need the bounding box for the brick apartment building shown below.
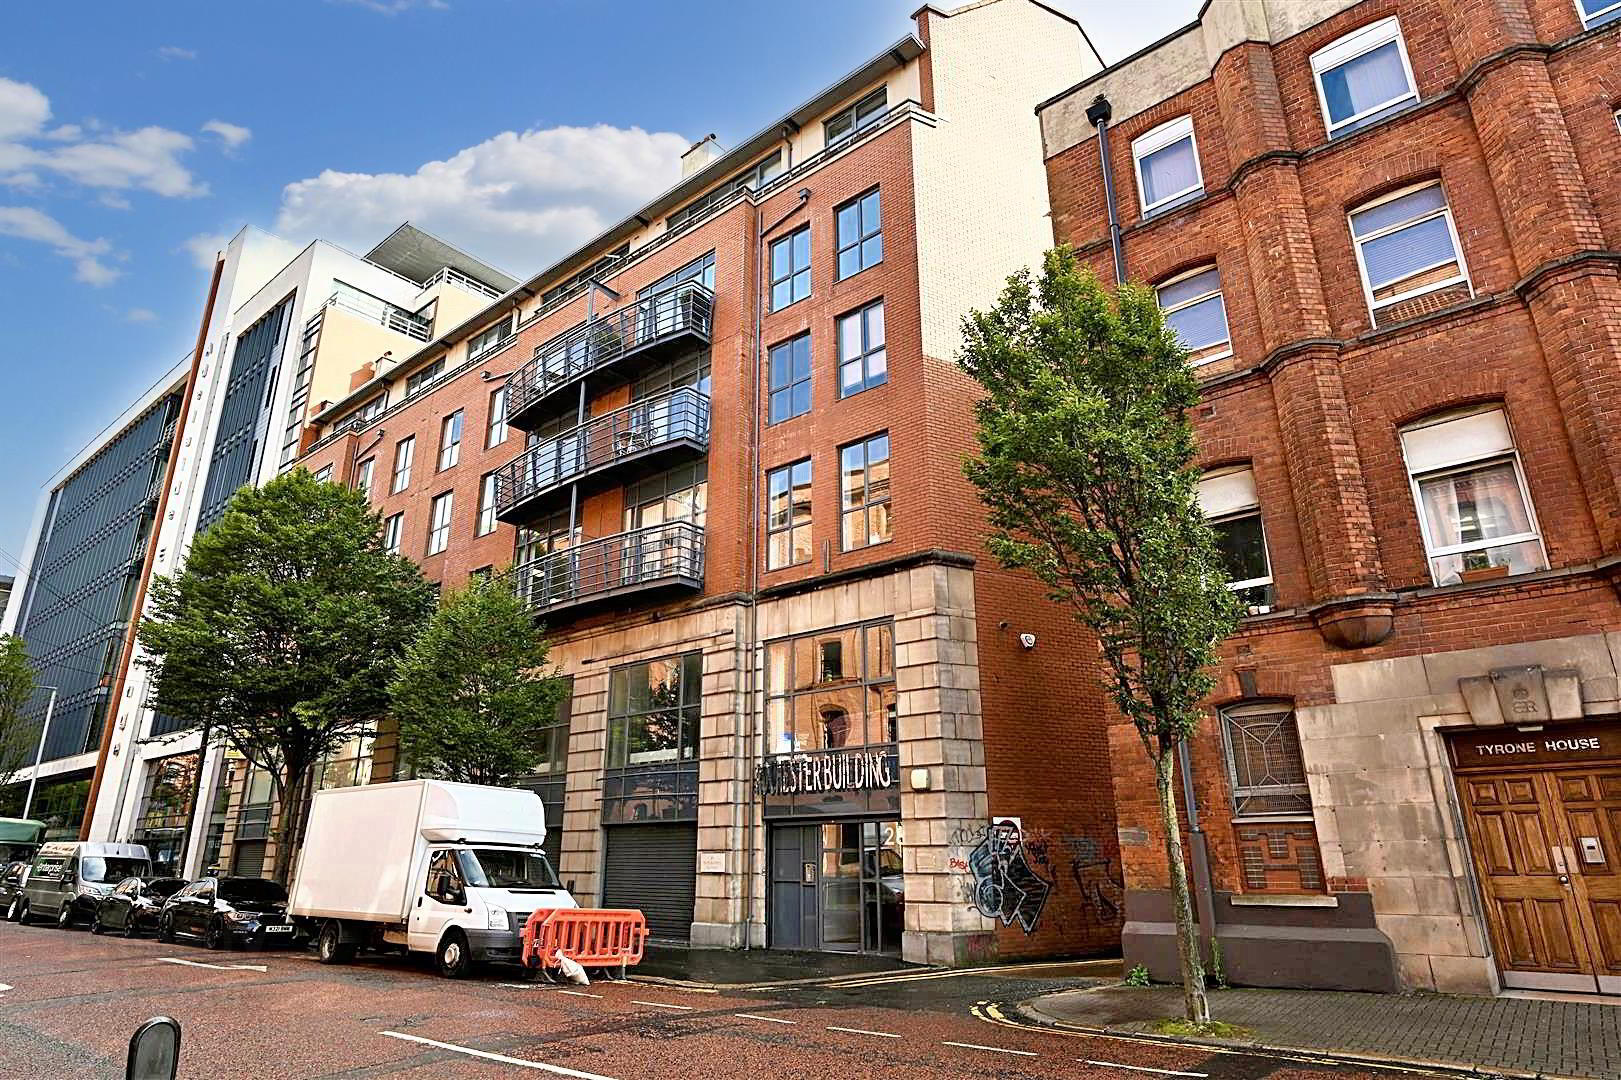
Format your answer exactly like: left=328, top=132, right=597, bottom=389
left=1039, top=0, right=1621, bottom=994
left=287, top=0, right=1124, bottom=965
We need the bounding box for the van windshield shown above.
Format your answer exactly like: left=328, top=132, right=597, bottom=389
left=457, top=849, right=561, bottom=891
left=82, top=857, right=151, bottom=884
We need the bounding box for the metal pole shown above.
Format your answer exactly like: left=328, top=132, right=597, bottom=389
left=22, top=686, right=58, bottom=820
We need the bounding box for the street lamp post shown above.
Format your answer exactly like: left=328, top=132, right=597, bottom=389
left=21, top=684, right=59, bottom=820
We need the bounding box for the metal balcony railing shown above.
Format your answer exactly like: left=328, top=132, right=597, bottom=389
left=494, top=387, right=710, bottom=523
left=506, top=280, right=713, bottom=427
left=326, top=283, right=433, bottom=342
left=513, top=520, right=704, bottom=616
left=421, top=265, right=504, bottom=300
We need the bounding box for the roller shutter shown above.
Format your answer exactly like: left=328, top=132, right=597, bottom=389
left=601, top=823, right=696, bottom=942
left=231, top=840, right=266, bottom=879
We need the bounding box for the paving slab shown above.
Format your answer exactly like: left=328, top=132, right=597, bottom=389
left=1023, top=983, right=1621, bottom=1079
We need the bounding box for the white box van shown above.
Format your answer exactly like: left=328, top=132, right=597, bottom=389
left=20, top=841, right=151, bottom=928
left=289, top=779, right=574, bottom=976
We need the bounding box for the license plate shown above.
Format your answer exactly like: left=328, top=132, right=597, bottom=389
left=264, top=924, right=293, bottom=933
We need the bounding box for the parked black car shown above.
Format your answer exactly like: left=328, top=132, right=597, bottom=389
left=158, top=876, right=299, bottom=949
left=90, top=876, right=186, bottom=937
left=1, top=860, right=27, bottom=921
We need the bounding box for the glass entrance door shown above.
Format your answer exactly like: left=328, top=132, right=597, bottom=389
left=770, top=819, right=904, bottom=955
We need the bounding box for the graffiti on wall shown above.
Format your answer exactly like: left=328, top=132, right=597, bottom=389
left=948, top=818, right=1123, bottom=934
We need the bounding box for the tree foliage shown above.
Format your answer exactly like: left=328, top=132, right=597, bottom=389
left=960, top=247, right=1240, bottom=1023
left=0, top=635, right=37, bottom=788
left=389, top=573, right=568, bottom=786
left=137, top=470, right=435, bottom=882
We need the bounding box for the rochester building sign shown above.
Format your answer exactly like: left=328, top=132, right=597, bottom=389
left=757, top=746, right=900, bottom=818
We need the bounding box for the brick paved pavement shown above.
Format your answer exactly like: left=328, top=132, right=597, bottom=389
left=1025, top=985, right=1621, bottom=1079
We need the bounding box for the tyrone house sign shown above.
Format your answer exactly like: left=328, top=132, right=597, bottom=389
left=1448, top=719, right=1621, bottom=770
left=757, top=746, right=900, bottom=818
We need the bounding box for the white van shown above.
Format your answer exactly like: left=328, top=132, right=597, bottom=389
left=289, top=780, right=574, bottom=976
left=20, top=841, right=152, bottom=928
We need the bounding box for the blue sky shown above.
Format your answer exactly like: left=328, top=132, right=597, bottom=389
left=0, top=0, right=1198, bottom=569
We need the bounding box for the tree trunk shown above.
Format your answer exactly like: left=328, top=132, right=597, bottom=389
left=1155, top=745, right=1210, bottom=1024
left=270, top=759, right=308, bottom=885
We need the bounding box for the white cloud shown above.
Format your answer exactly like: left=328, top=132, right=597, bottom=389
left=125, top=307, right=158, bottom=323
left=182, top=231, right=231, bottom=270
left=0, top=77, right=221, bottom=198
left=0, top=205, right=120, bottom=285
left=332, top=0, right=449, bottom=13
left=274, top=124, right=688, bottom=277
left=157, top=45, right=197, bottom=61
left=201, top=120, right=251, bottom=151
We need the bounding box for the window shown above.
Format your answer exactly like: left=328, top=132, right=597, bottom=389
left=603, top=653, right=702, bottom=822
left=317, top=735, right=373, bottom=791
left=427, top=491, right=453, bottom=555
left=382, top=512, right=403, bottom=555
left=470, top=565, right=494, bottom=583
left=1350, top=183, right=1469, bottom=318
left=404, top=358, right=445, bottom=397
left=667, top=151, right=783, bottom=229
left=1132, top=115, right=1203, bottom=214
left=765, top=620, right=895, bottom=754
left=438, top=409, right=463, bottom=471
left=312, top=465, right=333, bottom=484
left=623, top=461, right=707, bottom=531
left=468, top=315, right=513, bottom=362
left=534, top=678, right=573, bottom=776
left=770, top=227, right=811, bottom=310
left=391, top=436, right=414, bottom=493
left=1400, top=407, right=1546, bottom=585
left=835, top=189, right=882, bottom=280
left=1156, top=266, right=1231, bottom=365
left=1576, top=0, right=1621, bottom=29
left=1311, top=17, right=1418, bottom=138
left=1198, top=466, right=1274, bottom=613
left=1220, top=702, right=1311, bottom=817
left=486, top=386, right=508, bottom=449
left=837, top=299, right=887, bottom=398
left=353, top=458, right=375, bottom=500
left=825, top=87, right=887, bottom=148
left=767, top=460, right=813, bottom=570
left=477, top=472, right=497, bottom=536
left=356, top=394, right=387, bottom=425
left=643, top=250, right=717, bottom=297
left=840, top=433, right=892, bottom=551
left=768, top=333, right=812, bottom=424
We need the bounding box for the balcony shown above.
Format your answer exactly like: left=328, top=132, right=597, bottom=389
left=513, top=520, right=704, bottom=617
left=494, top=387, right=710, bottom=524
left=506, top=280, right=714, bottom=429
left=326, top=282, right=433, bottom=342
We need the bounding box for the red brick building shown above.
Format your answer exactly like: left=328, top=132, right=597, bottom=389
left=292, top=0, right=1122, bottom=965
left=1040, top=0, right=1621, bottom=994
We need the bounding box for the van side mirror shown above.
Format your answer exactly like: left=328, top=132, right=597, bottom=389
left=126, top=1016, right=180, bottom=1080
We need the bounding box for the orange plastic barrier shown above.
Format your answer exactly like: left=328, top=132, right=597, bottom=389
left=521, top=907, right=648, bottom=973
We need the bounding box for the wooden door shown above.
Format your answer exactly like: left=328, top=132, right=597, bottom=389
left=1549, top=768, right=1621, bottom=994
left=1457, top=771, right=1598, bottom=991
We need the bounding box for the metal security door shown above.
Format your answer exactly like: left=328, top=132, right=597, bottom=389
left=1459, top=771, right=1598, bottom=991
left=769, top=825, right=819, bottom=950
left=601, top=824, right=696, bottom=942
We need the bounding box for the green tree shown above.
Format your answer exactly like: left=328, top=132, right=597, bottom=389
left=0, top=635, right=37, bottom=789
left=389, top=573, right=568, bottom=785
left=137, top=470, right=435, bottom=883
left=960, top=248, right=1240, bottom=1024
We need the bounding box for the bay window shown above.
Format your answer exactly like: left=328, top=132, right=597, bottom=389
left=1349, top=182, right=1469, bottom=319
left=1156, top=266, right=1230, bottom=364
left=1311, top=17, right=1418, bottom=138
left=1132, top=115, right=1203, bottom=215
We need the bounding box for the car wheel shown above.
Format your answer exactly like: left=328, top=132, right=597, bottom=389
left=4, top=896, right=20, bottom=922
left=206, top=918, right=229, bottom=951
left=90, top=912, right=104, bottom=935
left=125, top=915, right=140, bottom=939
left=16, top=900, right=30, bottom=925
left=157, top=914, right=174, bottom=943
left=55, top=903, right=75, bottom=930
left=435, top=930, right=472, bottom=979
left=316, top=921, right=357, bottom=964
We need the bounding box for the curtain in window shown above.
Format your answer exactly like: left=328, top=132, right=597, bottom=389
left=1321, top=41, right=1410, bottom=122
left=1417, top=461, right=1531, bottom=548
left=1360, top=216, right=1455, bottom=294
left=1165, top=294, right=1229, bottom=352
left=1139, top=138, right=1198, bottom=206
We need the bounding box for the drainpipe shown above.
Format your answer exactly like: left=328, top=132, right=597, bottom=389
left=1086, top=95, right=1126, bottom=286
left=1177, top=741, right=1219, bottom=963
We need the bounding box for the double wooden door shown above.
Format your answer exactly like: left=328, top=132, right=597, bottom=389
left=1458, top=767, right=1621, bottom=992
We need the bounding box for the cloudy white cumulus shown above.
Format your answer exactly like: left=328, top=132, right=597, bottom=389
left=333, top=0, right=450, bottom=13
left=274, top=124, right=689, bottom=277
left=0, top=205, right=119, bottom=285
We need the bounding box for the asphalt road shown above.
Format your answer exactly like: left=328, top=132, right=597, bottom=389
left=0, top=921, right=1443, bottom=1079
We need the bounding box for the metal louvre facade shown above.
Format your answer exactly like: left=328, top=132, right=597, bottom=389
left=196, top=294, right=296, bottom=533
left=12, top=389, right=183, bottom=762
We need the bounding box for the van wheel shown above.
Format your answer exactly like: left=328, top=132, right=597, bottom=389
left=15, top=900, right=30, bottom=925
left=317, top=921, right=356, bottom=964
left=4, top=896, right=20, bottom=922
left=436, top=930, right=472, bottom=979
left=55, top=903, right=75, bottom=930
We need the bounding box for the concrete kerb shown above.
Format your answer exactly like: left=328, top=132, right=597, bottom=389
left=1010, top=990, right=1595, bottom=1080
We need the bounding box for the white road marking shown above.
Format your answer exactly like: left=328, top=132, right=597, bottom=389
left=156, top=957, right=267, bottom=972
left=825, top=1026, right=902, bottom=1039
left=1082, top=1061, right=1208, bottom=1078
left=0, top=983, right=12, bottom=993
left=557, top=989, right=604, bottom=999
left=630, top=999, right=694, bottom=1011
left=943, top=1041, right=1038, bottom=1057
left=734, top=1013, right=797, bottom=1025
left=381, top=1031, right=618, bottom=1079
